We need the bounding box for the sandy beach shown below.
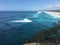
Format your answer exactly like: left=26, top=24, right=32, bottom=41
left=48, top=12, right=60, bottom=15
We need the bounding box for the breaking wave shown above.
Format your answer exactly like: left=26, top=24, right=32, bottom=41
left=34, top=11, right=42, bottom=18
left=11, top=18, right=32, bottom=23
left=45, top=11, right=60, bottom=18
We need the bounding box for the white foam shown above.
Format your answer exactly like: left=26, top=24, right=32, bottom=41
left=45, top=11, right=60, bottom=18
left=36, top=11, right=41, bottom=15
left=11, top=18, right=32, bottom=23
left=34, top=11, right=41, bottom=18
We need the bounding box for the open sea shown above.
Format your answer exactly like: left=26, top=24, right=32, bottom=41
left=0, top=11, right=60, bottom=45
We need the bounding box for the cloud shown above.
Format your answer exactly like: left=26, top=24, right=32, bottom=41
left=46, top=4, right=60, bottom=9
left=11, top=18, right=32, bottom=23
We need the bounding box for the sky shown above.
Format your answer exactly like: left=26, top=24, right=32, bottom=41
left=0, top=0, right=60, bottom=11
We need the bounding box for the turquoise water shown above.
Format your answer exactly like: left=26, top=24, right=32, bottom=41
left=0, top=11, right=60, bottom=45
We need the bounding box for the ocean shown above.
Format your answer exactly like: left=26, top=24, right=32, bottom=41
left=0, top=11, right=60, bottom=45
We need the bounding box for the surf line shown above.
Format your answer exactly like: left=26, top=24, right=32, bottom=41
left=45, top=11, right=60, bottom=18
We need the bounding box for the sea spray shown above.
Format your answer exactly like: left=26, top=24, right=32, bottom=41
left=34, top=11, right=41, bottom=18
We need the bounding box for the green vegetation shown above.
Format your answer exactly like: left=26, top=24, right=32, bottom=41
left=23, top=20, right=60, bottom=44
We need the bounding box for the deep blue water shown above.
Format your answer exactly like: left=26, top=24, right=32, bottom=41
left=0, top=11, right=60, bottom=45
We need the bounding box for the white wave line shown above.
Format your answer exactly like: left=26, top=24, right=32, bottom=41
left=45, top=11, right=60, bottom=18
left=36, top=11, right=42, bottom=15
left=26, top=11, right=42, bottom=18
left=11, top=18, right=32, bottom=23
left=34, top=11, right=42, bottom=18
